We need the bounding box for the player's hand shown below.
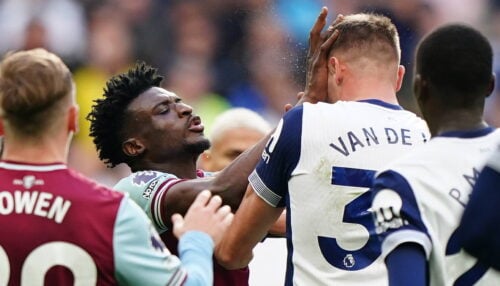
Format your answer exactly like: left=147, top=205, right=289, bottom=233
left=299, top=7, right=343, bottom=105
left=172, top=190, right=234, bottom=245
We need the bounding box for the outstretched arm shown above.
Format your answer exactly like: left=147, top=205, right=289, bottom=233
left=163, top=132, right=271, bottom=221
left=160, top=7, right=342, bottom=225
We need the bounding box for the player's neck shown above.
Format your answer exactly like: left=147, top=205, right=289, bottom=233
left=429, top=109, right=488, bottom=137
left=1, top=137, right=68, bottom=164
left=339, top=77, right=399, bottom=104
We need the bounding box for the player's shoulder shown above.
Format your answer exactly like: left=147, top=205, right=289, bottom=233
left=115, top=171, right=174, bottom=188
left=63, top=168, right=125, bottom=203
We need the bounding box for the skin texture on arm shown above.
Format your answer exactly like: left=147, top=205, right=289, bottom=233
left=216, top=185, right=284, bottom=269
left=162, top=132, right=272, bottom=223
left=268, top=211, right=286, bottom=236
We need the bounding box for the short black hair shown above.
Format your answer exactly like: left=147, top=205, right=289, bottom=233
left=416, top=24, right=493, bottom=102
left=87, top=62, right=163, bottom=167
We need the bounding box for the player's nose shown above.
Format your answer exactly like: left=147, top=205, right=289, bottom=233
left=175, top=102, right=193, bottom=117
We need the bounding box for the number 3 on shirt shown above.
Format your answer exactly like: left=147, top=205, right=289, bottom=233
left=317, top=167, right=381, bottom=271
left=0, top=242, right=97, bottom=285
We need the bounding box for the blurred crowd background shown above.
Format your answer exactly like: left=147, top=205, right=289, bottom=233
left=1, top=0, right=499, bottom=186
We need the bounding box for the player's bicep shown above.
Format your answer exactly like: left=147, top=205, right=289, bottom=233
left=162, top=177, right=213, bottom=219
left=252, top=107, right=303, bottom=207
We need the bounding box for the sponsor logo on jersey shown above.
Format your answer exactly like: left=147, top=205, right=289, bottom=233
left=142, top=178, right=160, bottom=199
left=372, top=189, right=408, bottom=234
left=149, top=225, right=166, bottom=253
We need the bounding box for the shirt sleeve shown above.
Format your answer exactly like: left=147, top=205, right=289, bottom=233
left=249, top=106, right=303, bottom=207
left=385, top=243, right=427, bottom=286
left=178, top=231, right=215, bottom=286
left=114, top=171, right=181, bottom=233
left=458, top=147, right=500, bottom=270
left=371, top=170, right=432, bottom=260
left=113, top=197, right=214, bottom=286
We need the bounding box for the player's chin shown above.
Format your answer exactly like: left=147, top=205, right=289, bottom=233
left=186, top=138, right=211, bottom=154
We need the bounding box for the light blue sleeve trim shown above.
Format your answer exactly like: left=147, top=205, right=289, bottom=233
left=381, top=229, right=432, bottom=260
left=114, top=197, right=187, bottom=286
left=178, top=231, right=214, bottom=286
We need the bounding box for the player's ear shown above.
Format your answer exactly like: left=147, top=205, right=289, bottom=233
left=328, top=56, right=343, bottom=85
left=68, top=105, right=79, bottom=134
left=486, top=73, right=496, bottom=98
left=395, top=65, right=405, bottom=92
left=122, top=138, right=145, bottom=157
left=413, top=74, right=429, bottom=105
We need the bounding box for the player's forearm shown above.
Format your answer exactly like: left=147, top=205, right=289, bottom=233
left=209, top=133, right=271, bottom=210
left=216, top=188, right=283, bottom=269
left=178, top=231, right=215, bottom=286
left=267, top=211, right=287, bottom=237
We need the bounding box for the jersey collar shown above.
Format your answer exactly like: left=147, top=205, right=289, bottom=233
left=437, top=126, right=496, bottom=139
left=357, top=99, right=403, bottom=110
left=0, top=160, right=67, bottom=171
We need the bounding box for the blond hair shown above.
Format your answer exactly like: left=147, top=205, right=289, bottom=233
left=329, top=13, right=401, bottom=65
left=0, top=48, right=73, bottom=136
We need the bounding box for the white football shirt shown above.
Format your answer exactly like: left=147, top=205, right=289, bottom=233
left=371, top=128, right=500, bottom=285
left=249, top=100, right=430, bottom=285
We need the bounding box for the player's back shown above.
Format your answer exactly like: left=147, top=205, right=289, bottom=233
left=0, top=161, right=124, bottom=285
left=373, top=128, right=500, bottom=285
left=287, top=100, right=429, bottom=285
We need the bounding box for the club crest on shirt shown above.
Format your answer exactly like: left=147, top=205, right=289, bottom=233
left=132, top=171, right=157, bottom=186
left=149, top=225, right=167, bottom=253
left=13, top=175, right=44, bottom=189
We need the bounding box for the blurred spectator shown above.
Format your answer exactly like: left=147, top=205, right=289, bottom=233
left=484, top=0, right=500, bottom=127
left=227, top=11, right=300, bottom=124
left=69, top=4, right=133, bottom=186
left=164, top=58, right=230, bottom=136
left=1, top=0, right=498, bottom=188
left=162, top=1, right=230, bottom=134
left=0, top=0, right=87, bottom=67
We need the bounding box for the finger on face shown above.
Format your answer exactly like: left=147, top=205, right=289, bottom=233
left=327, top=14, right=344, bottom=33
left=320, top=29, right=340, bottom=56
left=309, top=7, right=329, bottom=41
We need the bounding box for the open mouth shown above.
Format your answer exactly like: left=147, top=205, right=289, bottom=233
left=188, top=116, right=204, bottom=132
